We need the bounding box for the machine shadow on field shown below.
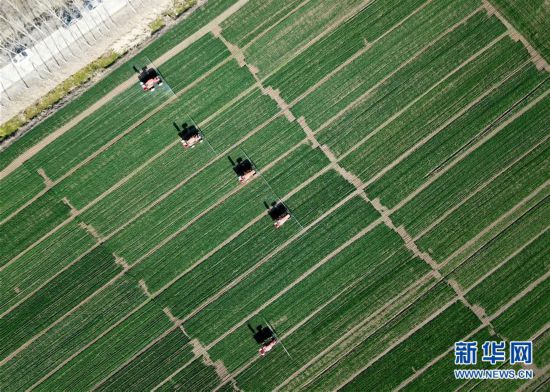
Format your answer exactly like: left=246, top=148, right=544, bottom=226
left=228, top=156, right=255, bottom=177
left=248, top=322, right=275, bottom=344
left=174, top=121, right=201, bottom=141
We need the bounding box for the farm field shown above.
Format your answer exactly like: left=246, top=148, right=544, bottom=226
left=0, top=0, right=548, bottom=390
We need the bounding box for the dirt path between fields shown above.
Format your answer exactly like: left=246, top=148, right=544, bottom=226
left=363, top=61, right=535, bottom=188
left=390, top=88, right=550, bottom=214
left=205, top=218, right=383, bottom=350
left=337, top=32, right=507, bottom=162
left=441, top=181, right=550, bottom=268
left=483, top=0, right=550, bottom=72
left=414, top=135, right=550, bottom=241
left=0, top=0, right=251, bottom=181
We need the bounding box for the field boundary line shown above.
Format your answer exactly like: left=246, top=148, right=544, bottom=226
left=0, top=271, right=126, bottom=367
left=273, top=272, right=439, bottom=391
left=312, top=6, right=486, bottom=136
left=0, top=0, right=252, bottom=181
left=390, top=88, right=550, bottom=214
left=440, top=180, right=550, bottom=268
left=414, top=134, right=550, bottom=241
left=337, top=266, right=550, bottom=391
left=483, top=0, right=550, bottom=72
left=205, top=217, right=384, bottom=350
left=337, top=31, right=508, bottom=162
left=288, top=0, right=434, bottom=107
left=363, top=61, right=538, bottom=188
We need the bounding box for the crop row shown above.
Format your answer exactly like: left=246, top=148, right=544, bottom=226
left=96, top=329, right=193, bottom=391
left=340, top=33, right=529, bottom=182
left=0, top=220, right=96, bottom=314
left=465, top=231, right=549, bottom=315
left=184, top=195, right=378, bottom=346
left=157, top=356, right=221, bottom=392
left=0, top=34, right=231, bottom=223
left=393, top=96, right=549, bottom=256
left=292, top=0, right=483, bottom=131
left=220, top=0, right=305, bottom=47
left=401, top=328, right=494, bottom=392
left=250, top=280, right=454, bottom=391
left=79, top=84, right=281, bottom=235
left=448, top=196, right=549, bottom=288
left=417, top=137, right=549, bottom=262
left=0, top=191, right=70, bottom=265
left=319, top=12, right=514, bottom=157
left=0, top=246, right=119, bottom=361
left=338, top=302, right=480, bottom=391
left=207, top=224, right=425, bottom=374
left=0, top=166, right=44, bottom=222
left=244, top=0, right=366, bottom=78
left=27, top=81, right=173, bottom=182
left=131, top=146, right=332, bottom=292
left=266, top=0, right=427, bottom=103
left=159, top=170, right=358, bottom=320
left=366, top=65, right=549, bottom=209
left=0, top=277, right=147, bottom=391
left=493, top=278, right=549, bottom=343
left=103, top=116, right=306, bottom=263
left=0, top=0, right=239, bottom=171
left=36, top=301, right=173, bottom=390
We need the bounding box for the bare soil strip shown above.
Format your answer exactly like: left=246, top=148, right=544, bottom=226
left=78, top=222, right=102, bottom=243
left=390, top=89, right=550, bottom=214
left=7, top=5, right=548, bottom=382
left=483, top=0, right=550, bottom=72
left=36, top=168, right=54, bottom=188
left=0, top=0, right=252, bottom=181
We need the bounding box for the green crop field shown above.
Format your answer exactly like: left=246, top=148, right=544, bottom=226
left=0, top=0, right=548, bottom=390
